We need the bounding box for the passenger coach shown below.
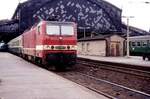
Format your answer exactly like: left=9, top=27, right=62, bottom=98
left=8, top=35, right=23, bottom=55
left=129, top=35, right=150, bottom=60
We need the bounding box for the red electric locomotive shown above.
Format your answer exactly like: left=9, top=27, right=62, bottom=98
left=22, top=21, right=77, bottom=69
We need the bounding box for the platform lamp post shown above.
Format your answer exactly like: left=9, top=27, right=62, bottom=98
left=122, top=16, right=134, bottom=57
left=78, top=27, right=90, bottom=38
left=143, top=1, right=150, bottom=35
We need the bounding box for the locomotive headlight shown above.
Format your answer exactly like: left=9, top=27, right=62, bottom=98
left=67, top=46, right=70, bottom=50
left=44, top=45, right=51, bottom=50
left=71, top=45, right=77, bottom=50
left=51, top=46, right=54, bottom=50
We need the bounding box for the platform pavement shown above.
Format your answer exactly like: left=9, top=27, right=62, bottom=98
left=78, top=55, right=150, bottom=67
left=0, top=52, right=108, bottom=99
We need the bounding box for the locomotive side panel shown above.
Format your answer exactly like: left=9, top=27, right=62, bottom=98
left=35, top=22, right=45, bottom=58
left=23, top=28, right=36, bottom=59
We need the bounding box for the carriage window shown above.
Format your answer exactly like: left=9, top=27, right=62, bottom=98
left=148, top=40, right=150, bottom=47
left=46, top=25, right=60, bottom=35
left=61, top=25, right=74, bottom=35
left=137, top=42, right=141, bottom=46
left=142, top=41, right=147, bottom=46
left=131, top=42, right=136, bottom=46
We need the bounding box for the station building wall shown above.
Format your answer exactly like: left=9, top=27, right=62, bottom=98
left=77, top=40, right=106, bottom=56
left=77, top=34, right=125, bottom=57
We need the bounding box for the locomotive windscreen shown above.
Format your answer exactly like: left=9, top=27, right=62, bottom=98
left=61, top=25, right=74, bottom=35
left=46, top=25, right=60, bottom=35
left=46, top=22, right=74, bottom=35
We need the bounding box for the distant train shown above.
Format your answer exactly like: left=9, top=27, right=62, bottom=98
left=129, top=35, right=150, bottom=60
left=0, top=43, right=8, bottom=52
left=8, top=21, right=77, bottom=69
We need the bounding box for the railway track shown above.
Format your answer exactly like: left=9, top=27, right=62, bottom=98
left=79, top=72, right=150, bottom=98
left=54, top=58, right=150, bottom=99
left=77, top=58, right=150, bottom=92
left=77, top=58, right=150, bottom=78
left=77, top=59, right=150, bottom=78
left=56, top=70, right=150, bottom=99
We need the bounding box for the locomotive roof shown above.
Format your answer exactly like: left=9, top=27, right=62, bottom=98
left=46, top=21, right=75, bottom=25
left=36, top=21, right=75, bottom=26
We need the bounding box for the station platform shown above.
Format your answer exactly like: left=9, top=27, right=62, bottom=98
left=78, top=55, right=150, bottom=67
left=0, top=52, right=108, bottom=99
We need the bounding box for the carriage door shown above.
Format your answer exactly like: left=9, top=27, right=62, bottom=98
left=110, top=42, right=120, bottom=56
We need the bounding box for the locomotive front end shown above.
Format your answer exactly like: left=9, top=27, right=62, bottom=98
left=43, top=21, right=77, bottom=67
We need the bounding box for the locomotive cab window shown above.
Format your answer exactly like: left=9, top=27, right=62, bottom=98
left=37, top=26, right=41, bottom=35
left=61, top=25, right=74, bottom=35
left=46, top=25, right=60, bottom=35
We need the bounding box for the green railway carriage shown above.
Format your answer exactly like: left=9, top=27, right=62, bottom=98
left=129, top=35, right=150, bottom=60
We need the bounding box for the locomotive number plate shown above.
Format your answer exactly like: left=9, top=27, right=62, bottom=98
left=55, top=46, right=66, bottom=50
